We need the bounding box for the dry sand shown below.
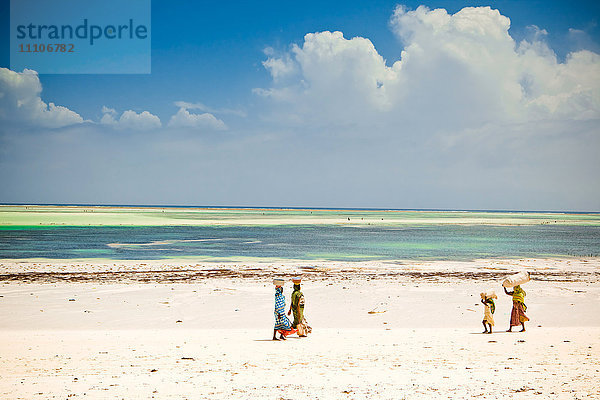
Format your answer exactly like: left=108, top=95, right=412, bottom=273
left=1, top=258, right=599, bottom=399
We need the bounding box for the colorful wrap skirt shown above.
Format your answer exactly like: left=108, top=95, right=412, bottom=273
left=274, top=288, right=296, bottom=336
left=274, top=312, right=292, bottom=331
left=510, top=300, right=529, bottom=326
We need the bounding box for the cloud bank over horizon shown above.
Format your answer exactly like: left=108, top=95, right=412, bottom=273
left=0, top=5, right=599, bottom=211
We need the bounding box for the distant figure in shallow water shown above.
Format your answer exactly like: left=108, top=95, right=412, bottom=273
left=273, top=279, right=296, bottom=340
left=504, top=285, right=529, bottom=332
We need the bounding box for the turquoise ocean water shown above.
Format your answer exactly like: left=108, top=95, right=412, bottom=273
left=1, top=217, right=599, bottom=261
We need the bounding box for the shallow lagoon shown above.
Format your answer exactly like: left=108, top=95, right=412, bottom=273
left=1, top=205, right=598, bottom=261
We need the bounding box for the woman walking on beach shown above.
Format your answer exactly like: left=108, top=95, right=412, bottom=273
left=273, top=279, right=296, bottom=340
left=504, top=285, right=529, bottom=332
left=480, top=292, right=496, bottom=334
left=288, top=277, right=306, bottom=335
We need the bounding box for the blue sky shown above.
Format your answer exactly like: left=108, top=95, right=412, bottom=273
left=0, top=1, right=599, bottom=210
left=1, top=0, right=598, bottom=121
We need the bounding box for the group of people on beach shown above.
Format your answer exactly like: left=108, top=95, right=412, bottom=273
left=273, top=274, right=530, bottom=339
left=481, top=284, right=530, bottom=334
left=273, top=277, right=311, bottom=340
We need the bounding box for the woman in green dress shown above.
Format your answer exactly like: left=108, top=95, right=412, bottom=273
left=287, top=278, right=305, bottom=334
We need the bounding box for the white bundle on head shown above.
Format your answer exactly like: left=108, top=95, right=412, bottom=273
left=480, top=290, right=497, bottom=300
left=502, top=271, right=531, bottom=288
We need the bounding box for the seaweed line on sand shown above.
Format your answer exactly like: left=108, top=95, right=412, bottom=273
left=0, top=269, right=597, bottom=284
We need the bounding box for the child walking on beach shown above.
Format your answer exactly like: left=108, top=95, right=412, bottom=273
left=480, top=291, right=497, bottom=334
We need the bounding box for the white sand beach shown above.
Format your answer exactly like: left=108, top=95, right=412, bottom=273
left=1, top=258, right=599, bottom=399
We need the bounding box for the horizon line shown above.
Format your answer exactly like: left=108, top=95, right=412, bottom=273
left=1, top=202, right=598, bottom=215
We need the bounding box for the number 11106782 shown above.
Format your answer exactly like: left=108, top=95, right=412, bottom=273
left=19, top=43, right=75, bottom=52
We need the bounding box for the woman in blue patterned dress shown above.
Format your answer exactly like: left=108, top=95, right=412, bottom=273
left=273, top=279, right=296, bottom=340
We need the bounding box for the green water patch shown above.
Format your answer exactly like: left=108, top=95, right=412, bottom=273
left=0, top=224, right=160, bottom=230
left=69, top=248, right=113, bottom=255
left=303, top=252, right=382, bottom=261
left=0, top=225, right=67, bottom=230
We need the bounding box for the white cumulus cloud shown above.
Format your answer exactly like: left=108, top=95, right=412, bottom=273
left=262, top=53, right=298, bottom=82
left=100, top=107, right=161, bottom=130
left=173, top=101, right=246, bottom=117
left=168, top=104, right=227, bottom=130
left=118, top=110, right=162, bottom=130
left=101, top=106, right=117, bottom=115
left=0, top=67, right=84, bottom=128
left=390, top=5, right=600, bottom=121
left=256, top=5, right=600, bottom=129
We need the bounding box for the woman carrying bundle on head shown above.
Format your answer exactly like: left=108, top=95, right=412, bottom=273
left=273, top=279, right=296, bottom=340
left=288, top=278, right=304, bottom=327
left=504, top=284, right=529, bottom=332
left=288, top=277, right=311, bottom=337
left=503, top=271, right=531, bottom=332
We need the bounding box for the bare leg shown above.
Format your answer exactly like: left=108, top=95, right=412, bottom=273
left=488, top=323, right=493, bottom=334
left=520, top=323, right=526, bottom=332
left=482, top=321, right=488, bottom=333
left=273, top=329, right=279, bottom=340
